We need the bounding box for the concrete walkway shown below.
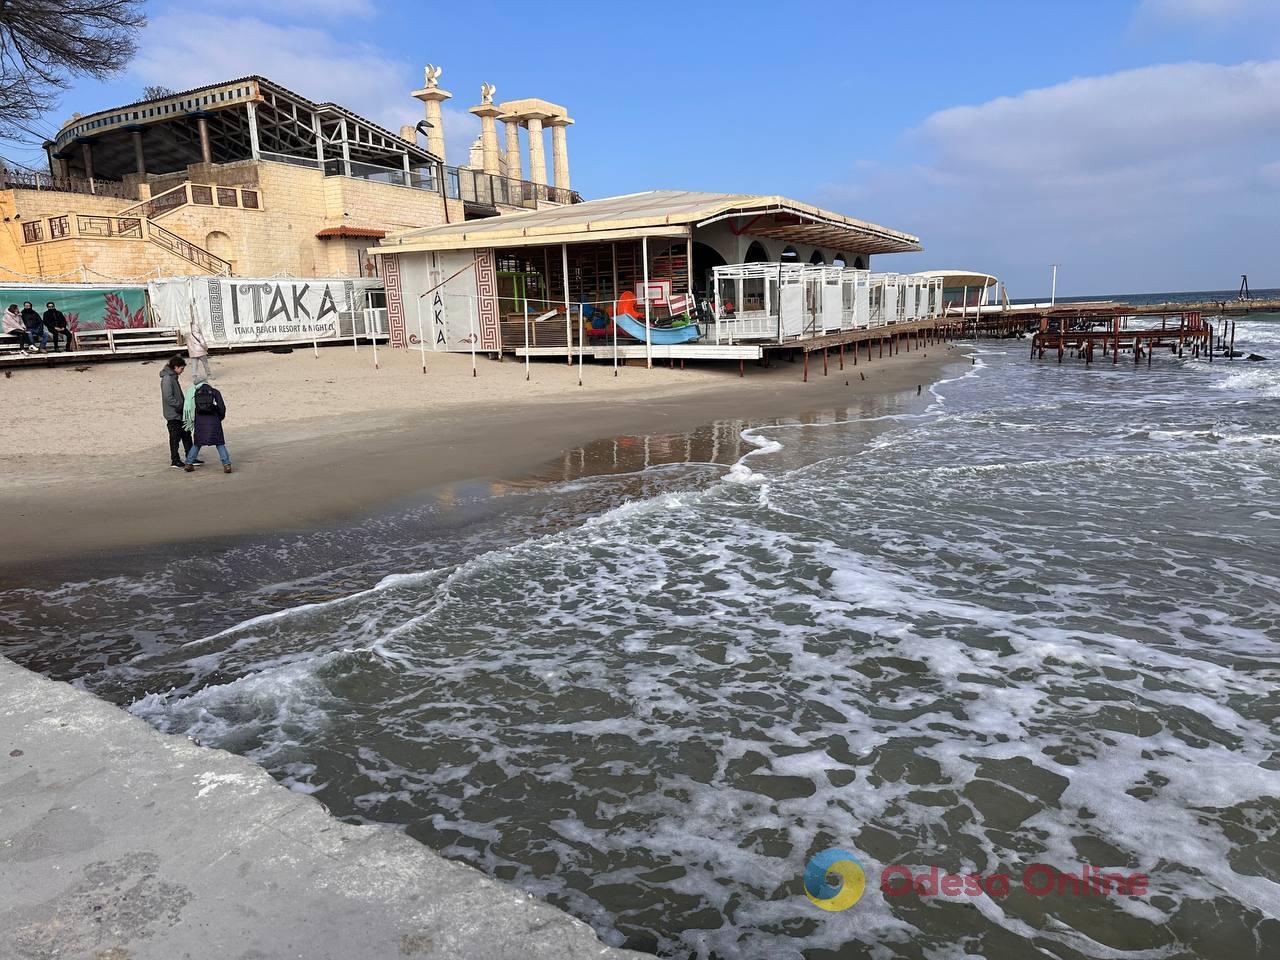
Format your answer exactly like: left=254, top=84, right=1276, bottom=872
left=0, top=658, right=643, bottom=960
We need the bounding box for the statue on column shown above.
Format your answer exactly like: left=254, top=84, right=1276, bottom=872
left=424, top=64, right=442, bottom=88
left=480, top=82, right=496, bottom=105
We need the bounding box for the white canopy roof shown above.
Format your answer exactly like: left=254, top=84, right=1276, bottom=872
left=381, top=190, right=922, bottom=255
left=912, top=270, right=999, bottom=287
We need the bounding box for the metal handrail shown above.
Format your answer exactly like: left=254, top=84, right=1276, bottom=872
left=2, top=170, right=134, bottom=199
left=146, top=219, right=231, bottom=274
left=119, top=182, right=190, bottom=219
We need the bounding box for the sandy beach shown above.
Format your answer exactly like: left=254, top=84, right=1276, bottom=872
left=0, top=342, right=964, bottom=571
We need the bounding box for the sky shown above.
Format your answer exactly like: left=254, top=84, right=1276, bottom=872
left=8, top=0, right=1280, bottom=297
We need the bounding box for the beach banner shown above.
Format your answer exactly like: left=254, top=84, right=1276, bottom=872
left=149, top=277, right=382, bottom=344
left=0, top=283, right=147, bottom=333
left=399, top=250, right=482, bottom=352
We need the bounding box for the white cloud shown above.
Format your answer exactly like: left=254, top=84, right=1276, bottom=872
left=826, top=61, right=1280, bottom=295
left=133, top=14, right=416, bottom=139
left=132, top=13, right=492, bottom=168
left=261, top=0, right=374, bottom=16
left=206, top=0, right=375, bottom=19
left=1138, top=0, right=1276, bottom=21
left=916, top=61, right=1280, bottom=187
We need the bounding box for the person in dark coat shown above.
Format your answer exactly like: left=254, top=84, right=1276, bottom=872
left=42, top=301, right=73, bottom=352
left=160, top=355, right=194, bottom=468
left=183, top=376, right=232, bottom=473
left=20, top=302, right=47, bottom=350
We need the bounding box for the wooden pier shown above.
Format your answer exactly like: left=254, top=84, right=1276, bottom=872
left=1028, top=310, right=1251, bottom=365
left=760, top=316, right=965, bottom=382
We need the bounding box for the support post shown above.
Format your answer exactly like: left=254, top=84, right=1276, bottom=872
left=642, top=236, right=652, bottom=369
left=416, top=297, right=427, bottom=373
left=523, top=296, right=530, bottom=381
left=198, top=117, right=213, bottom=164
left=611, top=243, right=619, bottom=377
left=468, top=293, right=478, bottom=377
left=561, top=243, right=571, bottom=365
left=313, top=115, right=324, bottom=168
left=247, top=101, right=261, bottom=162
left=339, top=117, right=350, bottom=177
left=131, top=129, right=145, bottom=176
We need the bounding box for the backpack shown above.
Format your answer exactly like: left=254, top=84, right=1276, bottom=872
left=194, top=384, right=218, bottom=416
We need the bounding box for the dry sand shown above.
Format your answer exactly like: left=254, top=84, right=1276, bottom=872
left=0, top=342, right=967, bottom=569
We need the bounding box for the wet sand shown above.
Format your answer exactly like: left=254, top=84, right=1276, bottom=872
left=0, top=344, right=966, bottom=572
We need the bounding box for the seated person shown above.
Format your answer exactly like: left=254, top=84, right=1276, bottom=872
left=20, top=302, right=47, bottom=350
left=43, top=301, right=73, bottom=352
left=3, top=303, right=34, bottom=350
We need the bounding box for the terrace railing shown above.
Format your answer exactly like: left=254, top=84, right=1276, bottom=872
left=22, top=211, right=230, bottom=274
left=446, top=165, right=581, bottom=207
left=119, top=181, right=262, bottom=220
left=1, top=169, right=135, bottom=200
left=281, top=152, right=583, bottom=207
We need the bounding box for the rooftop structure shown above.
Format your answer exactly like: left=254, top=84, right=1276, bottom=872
left=384, top=190, right=921, bottom=254
left=48, top=77, right=440, bottom=184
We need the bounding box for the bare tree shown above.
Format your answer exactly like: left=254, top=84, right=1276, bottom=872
left=0, top=0, right=146, bottom=143
left=142, top=84, right=174, bottom=101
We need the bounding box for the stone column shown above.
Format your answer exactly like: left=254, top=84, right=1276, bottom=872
left=197, top=116, right=212, bottom=164
left=414, top=91, right=452, bottom=163
left=503, top=118, right=522, bottom=181
left=547, top=115, right=573, bottom=190
left=80, top=141, right=94, bottom=180
left=469, top=102, right=503, bottom=176
left=526, top=115, right=547, bottom=186
left=131, top=129, right=146, bottom=175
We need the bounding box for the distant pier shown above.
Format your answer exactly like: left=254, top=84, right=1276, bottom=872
left=1027, top=311, right=1255, bottom=365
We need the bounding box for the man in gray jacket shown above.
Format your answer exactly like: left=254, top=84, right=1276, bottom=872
left=160, top=355, right=195, bottom=468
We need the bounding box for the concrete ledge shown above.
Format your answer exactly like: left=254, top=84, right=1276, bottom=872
left=0, top=657, right=642, bottom=960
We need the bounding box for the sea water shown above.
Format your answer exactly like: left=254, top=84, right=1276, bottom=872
left=3, top=315, right=1279, bottom=959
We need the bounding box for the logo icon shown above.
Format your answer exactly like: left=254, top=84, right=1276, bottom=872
left=803, top=847, right=866, bottom=911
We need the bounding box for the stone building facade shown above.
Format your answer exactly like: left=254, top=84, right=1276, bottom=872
left=2, top=73, right=579, bottom=285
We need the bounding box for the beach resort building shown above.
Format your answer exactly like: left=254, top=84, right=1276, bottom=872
left=1, top=72, right=581, bottom=284
left=0, top=65, right=954, bottom=365
left=375, top=189, right=928, bottom=360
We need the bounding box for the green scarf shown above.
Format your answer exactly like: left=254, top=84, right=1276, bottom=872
left=182, top=381, right=203, bottom=433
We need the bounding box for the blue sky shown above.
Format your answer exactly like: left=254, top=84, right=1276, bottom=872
left=9, top=0, right=1280, bottom=296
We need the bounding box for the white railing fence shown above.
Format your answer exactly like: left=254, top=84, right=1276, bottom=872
left=710, top=265, right=945, bottom=344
